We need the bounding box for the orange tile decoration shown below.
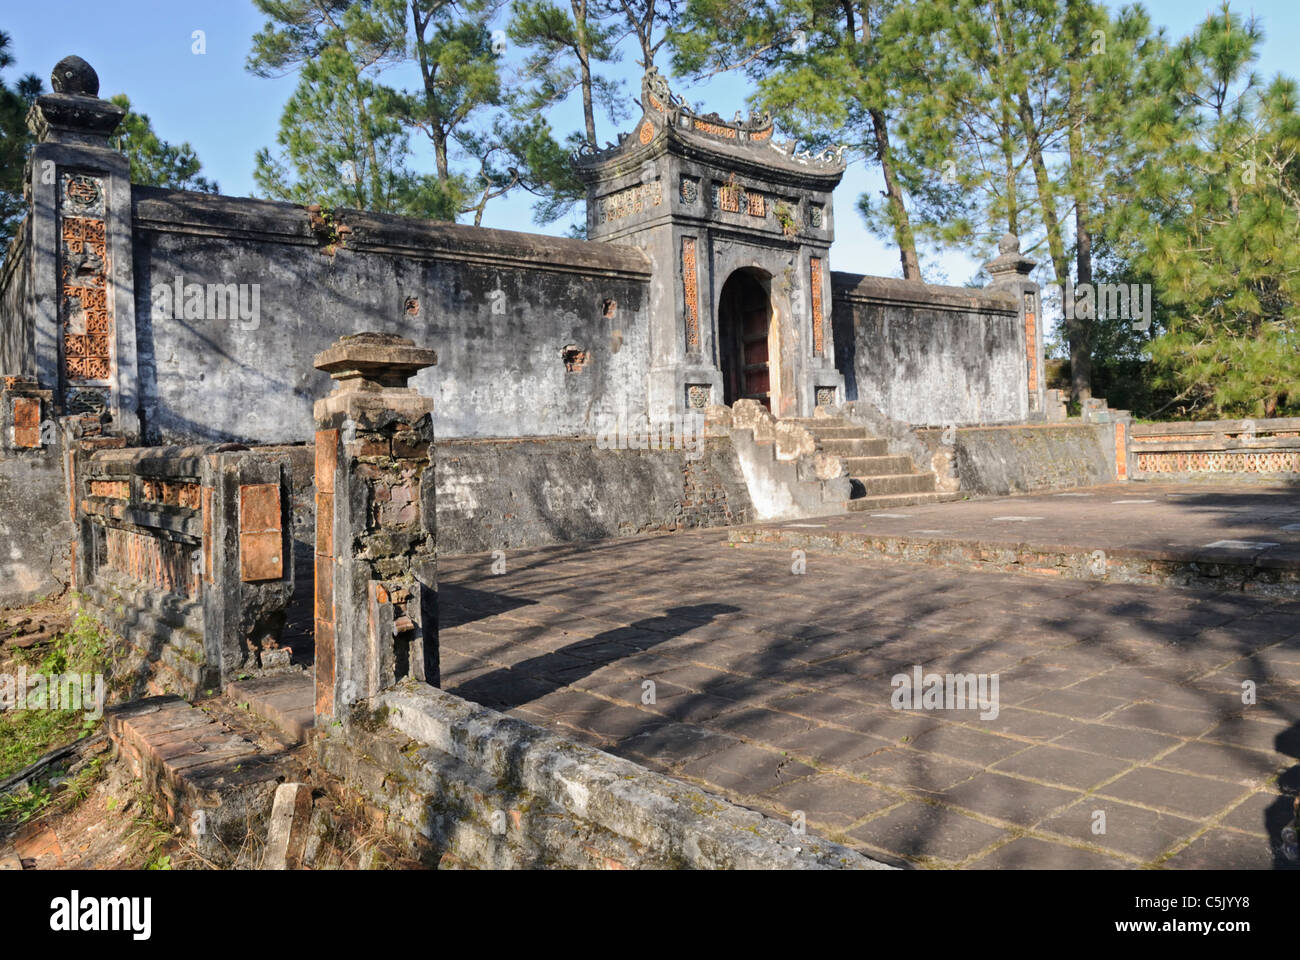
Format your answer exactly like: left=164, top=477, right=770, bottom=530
left=12, top=396, right=40, bottom=448
left=238, top=483, right=283, bottom=582
left=60, top=197, right=113, bottom=384
left=810, top=257, right=824, bottom=356
left=682, top=238, right=700, bottom=351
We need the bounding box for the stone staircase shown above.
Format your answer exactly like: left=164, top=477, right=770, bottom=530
left=781, top=416, right=960, bottom=512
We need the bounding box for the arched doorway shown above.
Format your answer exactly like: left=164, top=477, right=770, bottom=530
left=718, top=269, right=773, bottom=410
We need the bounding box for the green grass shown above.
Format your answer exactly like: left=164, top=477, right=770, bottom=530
left=0, top=784, right=51, bottom=824
left=1, top=611, right=112, bottom=780
left=130, top=794, right=177, bottom=870
left=0, top=755, right=108, bottom=828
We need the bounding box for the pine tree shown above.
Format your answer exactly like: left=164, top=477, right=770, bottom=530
left=253, top=45, right=448, bottom=216
left=508, top=0, right=624, bottom=148
left=0, top=31, right=42, bottom=257
left=109, top=96, right=220, bottom=194
left=1107, top=3, right=1300, bottom=419
left=671, top=0, right=924, bottom=279
left=602, top=0, right=681, bottom=71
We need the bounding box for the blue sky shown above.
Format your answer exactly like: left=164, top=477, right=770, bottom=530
left=3, top=0, right=1296, bottom=288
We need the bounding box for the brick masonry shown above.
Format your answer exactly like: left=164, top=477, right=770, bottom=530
left=312, top=333, right=439, bottom=721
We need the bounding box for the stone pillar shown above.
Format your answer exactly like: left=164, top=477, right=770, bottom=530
left=312, top=333, right=439, bottom=723
left=802, top=249, right=847, bottom=414
left=986, top=233, right=1044, bottom=421
left=25, top=55, right=139, bottom=440
left=0, top=55, right=136, bottom=605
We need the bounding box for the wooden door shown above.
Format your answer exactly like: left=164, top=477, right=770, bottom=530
left=739, top=300, right=770, bottom=410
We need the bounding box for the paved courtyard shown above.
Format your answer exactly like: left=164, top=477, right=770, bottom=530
left=439, top=488, right=1300, bottom=869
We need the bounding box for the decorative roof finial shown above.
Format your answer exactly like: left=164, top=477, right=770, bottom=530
left=50, top=55, right=99, bottom=96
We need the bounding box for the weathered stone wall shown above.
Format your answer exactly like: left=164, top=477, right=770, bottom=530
left=315, top=680, right=886, bottom=869
left=423, top=436, right=751, bottom=556
left=0, top=446, right=71, bottom=607
left=130, top=188, right=652, bottom=445
left=916, top=423, right=1115, bottom=496
left=0, top=219, right=33, bottom=379
left=0, top=378, right=69, bottom=607
left=832, top=273, right=1026, bottom=427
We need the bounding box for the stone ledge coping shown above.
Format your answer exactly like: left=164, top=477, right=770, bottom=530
left=371, top=681, right=890, bottom=870
left=131, top=186, right=652, bottom=280
left=831, top=272, right=1018, bottom=314
left=1130, top=438, right=1300, bottom=453
left=1131, top=417, right=1300, bottom=437
left=914, top=423, right=1104, bottom=435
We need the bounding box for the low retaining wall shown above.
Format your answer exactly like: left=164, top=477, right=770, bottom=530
left=433, top=436, right=753, bottom=555
left=916, top=423, right=1117, bottom=496
left=316, top=680, right=887, bottom=869
left=729, top=523, right=1300, bottom=596
left=1130, top=418, right=1300, bottom=482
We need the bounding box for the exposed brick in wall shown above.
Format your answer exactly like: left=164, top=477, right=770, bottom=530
left=314, top=428, right=338, bottom=719
left=679, top=441, right=753, bottom=528
left=101, top=525, right=199, bottom=600
left=76, top=442, right=296, bottom=697
left=311, top=332, right=439, bottom=721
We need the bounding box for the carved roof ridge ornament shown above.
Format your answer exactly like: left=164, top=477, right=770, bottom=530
left=641, top=67, right=773, bottom=138
left=571, top=67, right=847, bottom=173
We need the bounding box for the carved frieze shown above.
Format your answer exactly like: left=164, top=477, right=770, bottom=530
left=682, top=237, right=700, bottom=351
left=59, top=172, right=113, bottom=386
left=810, top=257, right=825, bottom=356
left=596, top=181, right=663, bottom=224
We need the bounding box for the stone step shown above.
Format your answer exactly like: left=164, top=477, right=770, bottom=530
left=845, top=491, right=964, bottom=511
left=801, top=425, right=870, bottom=440
left=91, top=571, right=203, bottom=632
left=818, top=438, right=889, bottom=457
left=154, top=641, right=208, bottom=698
left=225, top=674, right=315, bottom=745
left=168, top=627, right=204, bottom=660
left=160, top=643, right=204, bottom=687
left=839, top=455, right=916, bottom=477
left=781, top=417, right=849, bottom=428
left=106, top=696, right=292, bottom=864
left=849, top=473, right=937, bottom=497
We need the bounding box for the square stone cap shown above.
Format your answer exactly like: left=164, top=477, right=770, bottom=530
left=314, top=332, right=437, bottom=386
left=28, top=93, right=125, bottom=143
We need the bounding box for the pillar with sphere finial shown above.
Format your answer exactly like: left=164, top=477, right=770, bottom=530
left=22, top=55, right=140, bottom=442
